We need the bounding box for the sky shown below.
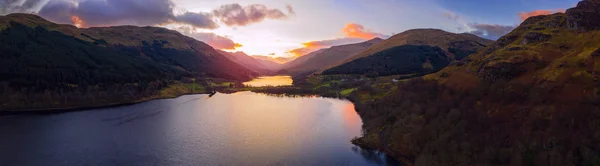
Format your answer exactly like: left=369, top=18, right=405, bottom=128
left=0, top=0, right=581, bottom=59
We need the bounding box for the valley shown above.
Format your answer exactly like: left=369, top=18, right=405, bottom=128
left=2, top=0, right=600, bottom=165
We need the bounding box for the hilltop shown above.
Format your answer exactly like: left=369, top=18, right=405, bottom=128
left=0, top=13, right=256, bottom=111
left=322, top=29, right=492, bottom=78
left=348, top=0, right=600, bottom=165
left=280, top=38, right=384, bottom=77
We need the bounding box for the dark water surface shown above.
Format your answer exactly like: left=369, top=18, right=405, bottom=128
left=0, top=92, right=398, bottom=165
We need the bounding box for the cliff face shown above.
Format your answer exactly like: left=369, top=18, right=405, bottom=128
left=351, top=0, right=600, bottom=165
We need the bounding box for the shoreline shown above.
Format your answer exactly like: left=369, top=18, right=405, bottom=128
left=0, top=91, right=216, bottom=116
left=0, top=86, right=405, bottom=164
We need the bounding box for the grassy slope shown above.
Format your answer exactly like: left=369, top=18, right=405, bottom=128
left=320, top=29, right=492, bottom=79
left=348, top=7, right=600, bottom=165
left=338, top=29, right=493, bottom=66
left=0, top=13, right=256, bottom=111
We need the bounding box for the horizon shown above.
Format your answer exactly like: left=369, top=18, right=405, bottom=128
left=1, top=0, right=579, bottom=58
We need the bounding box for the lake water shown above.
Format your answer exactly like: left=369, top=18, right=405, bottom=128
left=0, top=92, right=399, bottom=165
left=243, top=75, right=294, bottom=87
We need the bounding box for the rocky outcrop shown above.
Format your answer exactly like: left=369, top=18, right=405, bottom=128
left=566, top=0, right=600, bottom=31
left=521, top=32, right=552, bottom=44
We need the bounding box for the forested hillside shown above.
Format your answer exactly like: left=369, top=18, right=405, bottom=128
left=0, top=13, right=256, bottom=111
left=323, top=45, right=449, bottom=77
left=280, top=38, right=383, bottom=76
left=349, top=1, right=600, bottom=165
left=322, top=29, right=491, bottom=78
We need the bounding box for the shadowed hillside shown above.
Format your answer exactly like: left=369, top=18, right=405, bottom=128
left=280, top=38, right=384, bottom=76
left=322, top=29, right=492, bottom=78
left=349, top=0, right=600, bottom=165
left=323, top=45, right=450, bottom=77
left=0, top=13, right=257, bottom=111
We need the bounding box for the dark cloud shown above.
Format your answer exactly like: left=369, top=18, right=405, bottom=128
left=174, top=12, right=218, bottom=29
left=1, top=0, right=46, bottom=14
left=5, top=1, right=292, bottom=29
left=36, top=0, right=217, bottom=29
left=468, top=23, right=515, bottom=40
left=212, top=3, right=294, bottom=26
left=39, top=0, right=174, bottom=27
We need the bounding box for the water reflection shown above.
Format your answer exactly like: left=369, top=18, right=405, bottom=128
left=243, top=75, right=293, bottom=87
left=0, top=92, right=398, bottom=165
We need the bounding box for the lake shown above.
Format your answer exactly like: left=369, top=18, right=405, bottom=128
left=243, top=75, right=294, bottom=87
left=0, top=91, right=399, bottom=165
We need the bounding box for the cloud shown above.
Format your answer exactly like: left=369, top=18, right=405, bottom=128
left=443, top=11, right=460, bottom=21
left=212, top=3, right=294, bottom=26
left=39, top=0, right=176, bottom=27
left=286, top=5, right=295, bottom=15
left=1, top=0, right=46, bottom=14
left=174, top=26, right=240, bottom=50
left=6, top=1, right=293, bottom=29
left=188, top=32, right=242, bottom=50
left=173, top=12, right=218, bottom=29
left=34, top=0, right=216, bottom=29
left=287, top=47, right=315, bottom=57
left=342, top=23, right=387, bottom=39
left=287, top=23, right=386, bottom=57
left=519, top=9, right=565, bottom=21
left=468, top=23, right=515, bottom=40
left=287, top=38, right=366, bottom=57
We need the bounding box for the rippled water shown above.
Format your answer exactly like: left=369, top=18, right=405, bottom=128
left=0, top=92, right=398, bottom=165
left=243, top=75, right=293, bottom=87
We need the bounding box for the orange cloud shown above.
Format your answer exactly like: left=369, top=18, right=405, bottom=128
left=519, top=9, right=565, bottom=21
left=71, top=16, right=85, bottom=28
left=287, top=47, right=314, bottom=57
left=286, top=23, right=385, bottom=57
left=342, top=23, right=384, bottom=39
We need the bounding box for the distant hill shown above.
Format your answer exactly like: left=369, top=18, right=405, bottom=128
left=254, top=55, right=295, bottom=64
left=280, top=38, right=384, bottom=76
left=218, top=51, right=282, bottom=75
left=0, top=13, right=257, bottom=110
left=351, top=0, right=600, bottom=165
left=323, top=45, right=449, bottom=77
left=343, top=29, right=493, bottom=63
left=323, top=29, right=492, bottom=77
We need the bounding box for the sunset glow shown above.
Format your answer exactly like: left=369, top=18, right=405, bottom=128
left=71, top=16, right=84, bottom=28
left=14, top=0, right=580, bottom=59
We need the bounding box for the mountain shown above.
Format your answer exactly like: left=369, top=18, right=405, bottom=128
left=254, top=55, right=296, bottom=64
left=0, top=13, right=257, bottom=110
left=344, top=29, right=493, bottom=62
left=350, top=1, right=600, bottom=165
left=218, top=51, right=282, bottom=75
left=323, top=29, right=492, bottom=77
left=323, top=45, right=450, bottom=77
left=280, top=38, right=384, bottom=76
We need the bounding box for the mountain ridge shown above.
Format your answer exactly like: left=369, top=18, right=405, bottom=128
left=349, top=0, right=600, bottom=165
left=322, top=29, right=492, bottom=77
left=279, top=38, right=384, bottom=76
left=0, top=13, right=257, bottom=111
